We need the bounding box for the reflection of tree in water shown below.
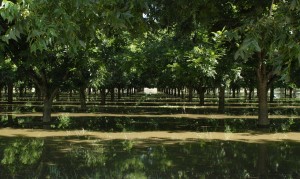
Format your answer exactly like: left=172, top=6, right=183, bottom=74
left=1, top=138, right=300, bottom=178
left=0, top=138, right=44, bottom=178
left=63, top=140, right=300, bottom=178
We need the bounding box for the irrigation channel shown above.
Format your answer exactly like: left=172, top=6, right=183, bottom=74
left=0, top=90, right=300, bottom=178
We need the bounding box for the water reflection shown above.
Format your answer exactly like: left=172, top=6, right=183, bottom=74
left=4, top=116, right=300, bottom=133
left=0, top=138, right=44, bottom=178
left=0, top=137, right=299, bottom=178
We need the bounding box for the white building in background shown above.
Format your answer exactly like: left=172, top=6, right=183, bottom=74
left=143, top=88, right=157, bottom=94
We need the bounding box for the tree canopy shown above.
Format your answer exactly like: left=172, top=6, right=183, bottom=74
left=1, top=0, right=300, bottom=126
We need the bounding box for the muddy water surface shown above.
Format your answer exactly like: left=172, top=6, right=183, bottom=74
left=0, top=128, right=300, bottom=178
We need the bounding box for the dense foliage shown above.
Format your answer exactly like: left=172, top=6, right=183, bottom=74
left=1, top=0, right=300, bottom=126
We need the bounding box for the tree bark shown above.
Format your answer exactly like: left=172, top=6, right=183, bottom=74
left=88, top=87, right=91, bottom=96
left=100, top=88, right=106, bottom=105
left=7, top=106, right=13, bottom=126
left=79, top=87, right=87, bottom=111
left=7, top=82, right=13, bottom=104
left=197, top=86, right=205, bottom=106
left=218, top=86, right=225, bottom=113
left=213, top=88, right=216, bottom=97
left=0, top=86, right=2, bottom=100
left=257, top=53, right=270, bottom=127
left=177, top=88, right=181, bottom=98
left=188, top=87, right=193, bottom=102
left=269, top=86, right=274, bottom=102
left=257, top=144, right=268, bottom=178
left=56, top=90, right=60, bottom=101
left=257, top=79, right=269, bottom=126
left=285, top=88, right=287, bottom=98
left=248, top=87, right=254, bottom=100
left=35, top=86, right=42, bottom=101
left=110, top=88, right=115, bottom=102
left=42, top=88, right=58, bottom=123
left=43, top=96, right=53, bottom=123
left=289, top=88, right=293, bottom=98
left=19, top=86, right=24, bottom=98
left=117, top=87, right=121, bottom=100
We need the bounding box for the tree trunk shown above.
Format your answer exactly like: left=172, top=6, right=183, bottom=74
left=42, top=87, right=59, bottom=124
left=36, top=86, right=42, bottom=101
left=244, top=88, right=247, bottom=99
left=257, top=57, right=270, bottom=127
left=100, top=88, right=106, bottom=105
left=248, top=87, right=254, bottom=100
left=43, top=96, right=53, bottom=123
left=257, top=144, right=268, bottom=178
left=122, top=88, right=125, bottom=96
left=88, top=87, right=91, bottom=96
left=7, top=106, right=14, bottom=126
left=188, top=87, right=193, bottom=102
left=270, top=86, right=274, bottom=102
left=110, top=88, right=115, bottom=102
left=0, top=86, right=2, bottom=100
left=19, top=86, right=24, bottom=98
left=213, top=88, right=216, bottom=97
left=197, top=86, right=205, bottom=106
left=289, top=88, right=293, bottom=98
left=218, top=86, right=225, bottom=113
left=285, top=88, right=287, bottom=97
left=118, top=87, right=121, bottom=100
left=7, top=82, right=13, bottom=104
left=56, top=91, right=60, bottom=101
left=79, top=87, right=87, bottom=111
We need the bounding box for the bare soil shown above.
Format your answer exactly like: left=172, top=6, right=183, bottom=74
left=0, top=112, right=299, bottom=119
left=1, top=128, right=299, bottom=144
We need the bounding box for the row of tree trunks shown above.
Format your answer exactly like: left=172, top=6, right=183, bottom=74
left=99, top=87, right=136, bottom=105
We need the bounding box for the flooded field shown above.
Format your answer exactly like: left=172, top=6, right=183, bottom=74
left=1, top=91, right=300, bottom=178
left=1, top=129, right=300, bottom=178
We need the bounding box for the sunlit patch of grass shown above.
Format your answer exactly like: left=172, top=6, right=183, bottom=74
left=122, top=140, right=135, bottom=151
left=0, top=115, right=8, bottom=123
left=57, top=113, right=71, bottom=129
left=24, top=102, right=32, bottom=107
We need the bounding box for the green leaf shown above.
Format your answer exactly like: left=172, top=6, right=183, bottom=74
left=252, top=40, right=261, bottom=52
